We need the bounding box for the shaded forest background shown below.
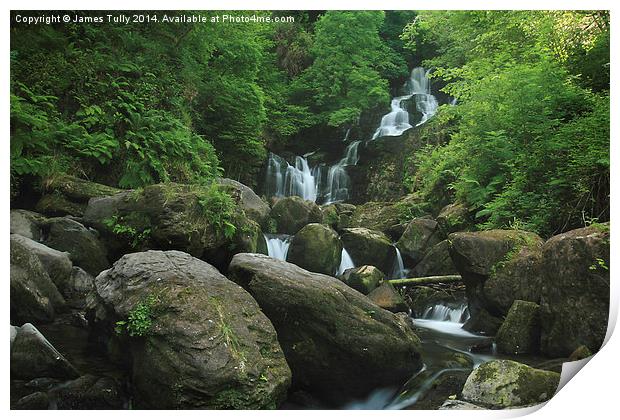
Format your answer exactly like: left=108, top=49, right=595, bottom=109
left=10, top=10, right=610, bottom=237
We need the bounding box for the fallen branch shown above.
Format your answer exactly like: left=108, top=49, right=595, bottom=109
left=388, top=275, right=463, bottom=286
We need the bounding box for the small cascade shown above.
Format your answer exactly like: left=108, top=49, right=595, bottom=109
left=372, top=67, right=439, bottom=140
left=264, top=234, right=291, bottom=261
left=389, top=246, right=408, bottom=279
left=422, top=303, right=470, bottom=323
left=336, top=248, right=356, bottom=276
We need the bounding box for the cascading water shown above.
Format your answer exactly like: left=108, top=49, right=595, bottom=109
left=372, top=67, right=438, bottom=140
left=264, top=234, right=291, bottom=261
left=389, top=246, right=408, bottom=279
left=321, top=140, right=360, bottom=204
left=336, top=248, right=356, bottom=276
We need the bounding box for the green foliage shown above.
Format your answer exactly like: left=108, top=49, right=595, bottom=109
left=197, top=184, right=238, bottom=240
left=104, top=214, right=152, bottom=249
left=115, top=294, right=161, bottom=337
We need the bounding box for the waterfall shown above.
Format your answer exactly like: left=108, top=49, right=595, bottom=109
left=372, top=67, right=438, bottom=140
left=422, top=303, right=470, bottom=323
left=336, top=248, right=356, bottom=276
left=264, top=234, right=291, bottom=261
left=389, top=246, right=407, bottom=279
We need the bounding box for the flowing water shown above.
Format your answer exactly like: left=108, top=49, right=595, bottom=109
left=389, top=245, right=408, bottom=280
left=336, top=248, right=356, bottom=276
left=372, top=67, right=438, bottom=140
left=264, top=234, right=292, bottom=261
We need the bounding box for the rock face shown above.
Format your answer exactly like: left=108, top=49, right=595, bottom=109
left=410, top=240, right=458, bottom=277
left=396, top=218, right=442, bottom=264
left=287, top=224, right=342, bottom=275
left=11, top=233, right=73, bottom=293
left=10, top=209, right=47, bottom=241
left=340, top=228, right=395, bottom=274
left=88, top=250, right=291, bottom=409
left=43, top=217, right=110, bottom=277
left=218, top=178, right=270, bottom=227
left=448, top=230, right=543, bottom=316
left=496, top=300, right=541, bottom=355
left=341, top=265, right=384, bottom=294
left=539, top=225, right=610, bottom=357
left=11, top=323, right=79, bottom=380
left=367, top=282, right=409, bottom=313
left=228, top=253, right=423, bottom=403
left=270, top=196, right=323, bottom=235
left=83, top=183, right=262, bottom=269
left=10, top=236, right=65, bottom=324
left=461, top=360, right=560, bottom=408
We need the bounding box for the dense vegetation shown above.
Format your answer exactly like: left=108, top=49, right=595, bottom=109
left=10, top=10, right=609, bottom=237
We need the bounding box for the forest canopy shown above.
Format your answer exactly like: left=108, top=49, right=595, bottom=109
left=10, top=10, right=610, bottom=237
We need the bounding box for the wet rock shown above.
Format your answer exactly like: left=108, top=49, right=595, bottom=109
left=11, top=236, right=65, bottom=324
left=13, top=392, right=50, bottom=409
left=569, top=345, right=593, bottom=361
left=367, top=282, right=409, bottom=313
left=496, top=300, right=541, bottom=355
left=341, top=265, right=384, bottom=294
left=539, top=225, right=610, bottom=357
left=10, top=209, right=47, bottom=241
left=88, top=250, right=291, bottom=409
left=11, top=323, right=79, bottom=380
left=48, top=374, right=125, bottom=409
left=63, top=267, right=96, bottom=309
left=287, top=224, right=342, bottom=275
left=410, top=240, right=458, bottom=277
left=461, top=360, right=560, bottom=408
left=406, top=370, right=471, bottom=410
left=320, top=203, right=356, bottom=231
left=42, top=217, right=109, bottom=277
left=11, top=233, right=73, bottom=293
left=396, top=218, right=442, bottom=265
left=270, top=196, right=322, bottom=235
left=439, top=399, right=484, bottom=410
left=340, top=227, right=394, bottom=274
left=218, top=178, right=271, bottom=227
left=462, top=308, right=503, bottom=336
left=83, top=183, right=263, bottom=269
left=228, top=253, right=423, bottom=403
left=448, top=230, right=543, bottom=316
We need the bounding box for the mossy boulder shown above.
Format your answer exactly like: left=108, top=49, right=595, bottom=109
left=396, top=218, right=442, bottom=265
left=228, top=253, right=423, bottom=403
left=496, top=300, right=541, bottom=355
left=348, top=201, right=402, bottom=239
left=340, top=228, right=395, bottom=274
left=269, top=196, right=323, bottom=235
left=10, top=235, right=66, bottom=324
left=462, top=308, right=503, bottom=336
left=217, top=178, right=270, bottom=227
left=539, top=225, right=610, bottom=357
left=83, top=183, right=262, bottom=269
left=341, top=265, right=384, bottom=294
left=42, top=217, right=110, bottom=277
left=461, top=360, right=560, bottom=408
left=436, top=203, right=472, bottom=235
left=448, top=230, right=543, bottom=316
left=47, top=374, right=126, bottom=409
left=287, top=224, right=342, bottom=275
left=320, top=203, right=356, bottom=231
left=35, top=175, right=121, bottom=217
left=410, top=240, right=458, bottom=277
left=87, top=250, right=291, bottom=409
left=367, top=282, right=409, bottom=313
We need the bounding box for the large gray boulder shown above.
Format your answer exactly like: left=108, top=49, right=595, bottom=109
left=228, top=253, right=423, bottom=403
left=11, top=323, right=79, bottom=380
left=461, top=360, right=560, bottom=408
left=88, top=250, right=291, bottom=409
left=410, top=240, right=458, bottom=277
left=287, top=224, right=342, bottom=275
left=10, top=236, right=65, bottom=324
left=367, top=282, right=409, bottom=313
left=10, top=209, right=47, bottom=241
left=448, top=230, right=543, bottom=316
left=539, top=225, right=610, bottom=357
left=340, top=228, right=395, bottom=274
left=11, top=234, right=73, bottom=293
left=269, top=196, right=323, bottom=235
left=43, top=217, right=110, bottom=277
left=396, top=218, right=442, bottom=265
left=218, top=178, right=271, bottom=227
left=64, top=267, right=96, bottom=309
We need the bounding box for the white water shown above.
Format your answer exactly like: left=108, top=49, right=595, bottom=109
left=264, top=234, right=291, bottom=261
left=372, top=67, right=438, bottom=140
left=265, top=140, right=361, bottom=204
left=414, top=303, right=478, bottom=338
left=389, top=246, right=407, bottom=279
left=336, top=248, right=356, bottom=276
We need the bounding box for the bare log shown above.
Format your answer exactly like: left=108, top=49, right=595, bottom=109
left=388, top=275, right=462, bottom=286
